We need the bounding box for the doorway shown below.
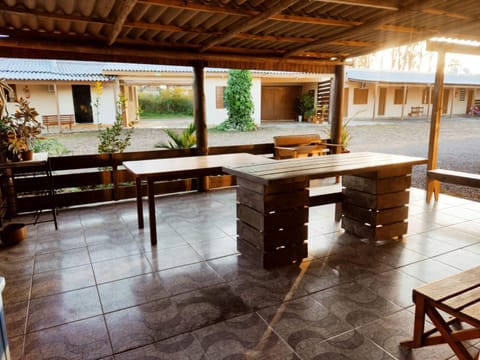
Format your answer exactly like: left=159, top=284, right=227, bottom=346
left=378, top=87, right=387, bottom=116
left=72, top=85, right=93, bottom=123
left=261, top=86, right=302, bottom=121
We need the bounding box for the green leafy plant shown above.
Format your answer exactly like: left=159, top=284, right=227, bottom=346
left=97, top=97, right=135, bottom=154
left=155, top=122, right=196, bottom=149
left=297, top=93, right=315, bottom=118
left=217, top=70, right=256, bottom=131
left=32, top=138, right=71, bottom=156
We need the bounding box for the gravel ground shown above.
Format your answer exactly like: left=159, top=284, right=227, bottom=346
left=43, top=116, right=480, bottom=201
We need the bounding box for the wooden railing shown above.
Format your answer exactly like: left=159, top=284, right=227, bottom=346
left=9, top=143, right=274, bottom=214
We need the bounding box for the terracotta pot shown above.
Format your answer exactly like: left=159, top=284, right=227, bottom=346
left=1, top=223, right=27, bottom=245
left=21, top=150, right=33, bottom=161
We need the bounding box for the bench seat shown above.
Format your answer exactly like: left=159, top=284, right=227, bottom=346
left=42, top=114, right=75, bottom=131
left=427, top=169, right=480, bottom=203
left=408, top=106, right=424, bottom=116
left=273, top=134, right=329, bottom=159
left=401, top=266, right=480, bottom=360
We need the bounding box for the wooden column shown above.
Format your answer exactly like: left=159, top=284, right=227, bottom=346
left=426, top=50, right=446, bottom=202
left=330, top=64, right=344, bottom=154
left=193, top=64, right=208, bottom=155
left=193, top=63, right=209, bottom=191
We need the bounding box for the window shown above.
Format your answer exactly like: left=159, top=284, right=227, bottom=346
left=422, top=87, right=431, bottom=104
left=216, top=86, right=226, bottom=109
left=353, top=88, right=368, bottom=104
left=394, top=88, right=407, bottom=104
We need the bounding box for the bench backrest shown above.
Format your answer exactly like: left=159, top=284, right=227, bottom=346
left=273, top=134, right=322, bottom=147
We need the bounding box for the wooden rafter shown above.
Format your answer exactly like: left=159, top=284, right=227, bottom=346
left=283, top=0, right=472, bottom=57
left=108, top=0, right=138, bottom=46
left=313, top=0, right=399, bottom=10
left=199, top=0, right=301, bottom=52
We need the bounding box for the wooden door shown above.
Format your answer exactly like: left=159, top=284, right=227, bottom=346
left=442, top=89, right=450, bottom=114
left=467, top=89, right=474, bottom=114
left=72, top=85, right=93, bottom=123
left=343, top=88, right=349, bottom=118
left=378, top=87, right=387, bottom=115
left=261, top=86, right=302, bottom=121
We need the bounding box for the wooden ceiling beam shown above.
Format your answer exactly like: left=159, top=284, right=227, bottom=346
left=108, top=0, right=138, bottom=45
left=0, top=38, right=339, bottom=72
left=138, top=0, right=256, bottom=16
left=283, top=0, right=450, bottom=57
left=426, top=40, right=480, bottom=56
left=199, top=0, right=301, bottom=52
left=312, top=0, right=399, bottom=11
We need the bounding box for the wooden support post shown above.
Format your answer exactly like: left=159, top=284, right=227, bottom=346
left=193, top=63, right=209, bottom=191
left=426, top=50, right=446, bottom=203
left=330, top=64, right=344, bottom=155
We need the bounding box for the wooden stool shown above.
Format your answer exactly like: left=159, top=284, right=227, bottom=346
left=401, top=266, right=480, bottom=360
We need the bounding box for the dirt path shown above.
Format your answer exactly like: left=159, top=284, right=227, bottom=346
left=43, top=116, right=480, bottom=201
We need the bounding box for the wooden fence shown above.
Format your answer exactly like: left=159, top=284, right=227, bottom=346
left=8, top=143, right=274, bottom=214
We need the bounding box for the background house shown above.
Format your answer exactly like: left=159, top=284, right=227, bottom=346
left=345, top=68, right=480, bottom=120
left=0, top=59, right=330, bottom=128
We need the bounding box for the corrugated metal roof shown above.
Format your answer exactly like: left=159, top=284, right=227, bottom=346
left=0, top=59, right=115, bottom=82
left=0, top=58, right=321, bottom=81
left=346, top=68, right=480, bottom=86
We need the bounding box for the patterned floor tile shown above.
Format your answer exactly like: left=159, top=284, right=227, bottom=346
left=312, top=282, right=402, bottom=327
left=157, top=262, right=225, bottom=296
left=23, top=316, right=112, bottom=360
left=31, top=264, right=95, bottom=298
left=27, top=286, right=102, bottom=332
left=98, top=272, right=169, bottom=313
left=358, top=309, right=456, bottom=360
left=357, top=269, right=426, bottom=308
left=193, top=313, right=296, bottom=359
left=92, top=253, right=153, bottom=284
left=115, top=333, right=207, bottom=360
left=257, top=296, right=352, bottom=352
left=33, top=247, right=90, bottom=273
left=295, top=329, right=395, bottom=359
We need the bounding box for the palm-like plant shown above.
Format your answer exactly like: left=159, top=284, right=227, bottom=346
left=156, top=122, right=196, bottom=149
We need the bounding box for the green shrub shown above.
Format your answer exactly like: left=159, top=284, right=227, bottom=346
left=138, top=88, right=193, bottom=116
left=217, top=70, right=256, bottom=131
left=32, top=138, right=71, bottom=156
left=155, top=122, right=196, bottom=149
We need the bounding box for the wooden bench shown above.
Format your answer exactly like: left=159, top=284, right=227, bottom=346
left=273, top=134, right=329, bottom=160
left=401, top=266, right=480, bottom=360
left=427, top=169, right=480, bottom=203
left=42, top=114, right=75, bottom=131
left=408, top=106, right=424, bottom=116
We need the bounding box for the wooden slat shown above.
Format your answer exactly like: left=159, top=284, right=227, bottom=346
left=415, top=266, right=480, bottom=302
left=428, top=169, right=480, bottom=188
left=224, top=152, right=426, bottom=184
left=343, top=174, right=411, bottom=194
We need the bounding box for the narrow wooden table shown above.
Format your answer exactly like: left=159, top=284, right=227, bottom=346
left=401, top=266, right=480, bottom=360
left=123, top=153, right=274, bottom=245
left=223, top=152, right=427, bottom=268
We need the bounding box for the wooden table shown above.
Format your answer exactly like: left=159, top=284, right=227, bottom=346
left=401, top=266, right=480, bottom=360
left=223, top=152, right=427, bottom=268
left=123, top=153, right=274, bottom=245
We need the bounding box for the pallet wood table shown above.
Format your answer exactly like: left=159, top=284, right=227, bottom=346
left=401, top=266, right=480, bottom=360
left=123, top=153, right=274, bottom=245
left=223, top=152, right=426, bottom=268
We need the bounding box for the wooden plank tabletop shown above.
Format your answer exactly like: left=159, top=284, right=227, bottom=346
left=123, top=153, right=274, bottom=180
left=223, top=152, right=427, bottom=185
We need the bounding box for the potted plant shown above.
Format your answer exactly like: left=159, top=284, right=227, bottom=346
left=297, top=93, right=314, bottom=122
left=6, top=97, right=42, bottom=161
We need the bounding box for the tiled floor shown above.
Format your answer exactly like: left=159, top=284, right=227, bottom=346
left=1, top=186, right=480, bottom=359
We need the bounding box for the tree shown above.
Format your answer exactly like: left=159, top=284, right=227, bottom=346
left=218, top=69, right=256, bottom=131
